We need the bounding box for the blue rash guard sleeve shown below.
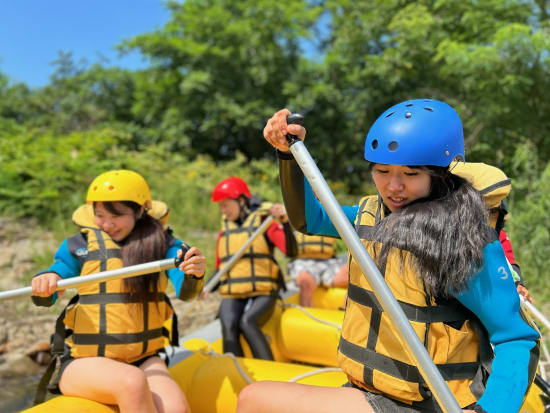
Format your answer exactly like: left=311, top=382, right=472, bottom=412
left=43, top=239, right=82, bottom=279
left=166, top=238, right=186, bottom=297
left=166, top=237, right=204, bottom=301
left=303, top=176, right=358, bottom=237
left=456, top=239, right=539, bottom=413
left=32, top=239, right=83, bottom=306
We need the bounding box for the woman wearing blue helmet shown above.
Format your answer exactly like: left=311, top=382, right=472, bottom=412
left=236, top=100, right=540, bottom=413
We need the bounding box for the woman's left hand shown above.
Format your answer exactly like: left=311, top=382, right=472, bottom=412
left=178, top=247, right=206, bottom=278
left=517, top=284, right=535, bottom=304
left=270, top=203, right=288, bottom=224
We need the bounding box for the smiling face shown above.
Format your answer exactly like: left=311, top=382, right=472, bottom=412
left=371, top=164, right=431, bottom=212
left=94, top=201, right=141, bottom=241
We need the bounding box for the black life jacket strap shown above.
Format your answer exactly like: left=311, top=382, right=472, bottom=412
left=33, top=294, right=79, bottom=405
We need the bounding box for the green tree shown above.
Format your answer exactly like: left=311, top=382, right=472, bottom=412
left=294, top=0, right=550, bottom=186
left=122, top=0, right=322, bottom=158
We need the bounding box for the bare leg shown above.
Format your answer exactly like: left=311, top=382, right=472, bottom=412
left=296, top=271, right=317, bottom=307
left=236, top=381, right=375, bottom=413
left=59, top=357, right=157, bottom=413
left=331, top=265, right=349, bottom=289
left=141, top=356, right=190, bottom=413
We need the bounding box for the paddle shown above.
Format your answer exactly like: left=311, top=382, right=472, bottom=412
left=0, top=246, right=189, bottom=302
left=521, top=296, right=550, bottom=331
left=283, top=113, right=462, bottom=413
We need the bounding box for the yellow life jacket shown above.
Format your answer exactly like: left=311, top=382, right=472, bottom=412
left=295, top=232, right=337, bottom=259
left=338, top=195, right=489, bottom=408
left=217, top=203, right=280, bottom=298
left=451, top=162, right=511, bottom=230
left=63, top=204, right=175, bottom=363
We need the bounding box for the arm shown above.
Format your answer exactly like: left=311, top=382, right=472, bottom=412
left=278, top=151, right=358, bottom=237
left=32, top=238, right=82, bottom=307
left=456, top=240, right=539, bottom=413
left=264, top=220, right=297, bottom=257
left=165, top=238, right=205, bottom=301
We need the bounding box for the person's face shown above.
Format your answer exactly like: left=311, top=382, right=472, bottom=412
left=94, top=202, right=139, bottom=241
left=371, top=164, right=431, bottom=212
left=218, top=198, right=241, bottom=221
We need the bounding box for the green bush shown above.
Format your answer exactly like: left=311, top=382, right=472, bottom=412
left=1, top=127, right=358, bottom=276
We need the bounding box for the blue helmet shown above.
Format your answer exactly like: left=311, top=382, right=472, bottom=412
left=364, top=99, right=465, bottom=167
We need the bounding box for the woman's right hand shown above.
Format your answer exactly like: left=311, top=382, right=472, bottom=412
left=31, top=272, right=62, bottom=297
left=263, top=108, right=306, bottom=152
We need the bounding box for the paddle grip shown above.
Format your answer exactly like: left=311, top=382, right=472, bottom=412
left=286, top=113, right=304, bottom=146
left=174, top=243, right=191, bottom=267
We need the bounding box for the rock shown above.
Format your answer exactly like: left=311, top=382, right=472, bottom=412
left=0, top=355, right=44, bottom=375
left=0, top=247, right=15, bottom=268
left=25, top=341, right=52, bottom=366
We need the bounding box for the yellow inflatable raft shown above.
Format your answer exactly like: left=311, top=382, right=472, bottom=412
left=23, top=287, right=549, bottom=413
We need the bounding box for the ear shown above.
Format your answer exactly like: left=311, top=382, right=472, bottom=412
left=137, top=206, right=145, bottom=219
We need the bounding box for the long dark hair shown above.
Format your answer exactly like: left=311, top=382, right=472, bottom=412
left=97, top=201, right=168, bottom=303
left=370, top=165, right=490, bottom=298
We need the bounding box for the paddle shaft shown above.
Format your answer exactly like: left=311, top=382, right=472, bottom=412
left=521, top=296, right=550, bottom=331
left=285, top=114, right=462, bottom=413
left=0, top=257, right=182, bottom=302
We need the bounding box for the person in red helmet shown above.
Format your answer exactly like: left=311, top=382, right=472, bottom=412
left=211, top=177, right=297, bottom=360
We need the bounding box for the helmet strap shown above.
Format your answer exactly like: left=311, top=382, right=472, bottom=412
left=238, top=196, right=250, bottom=221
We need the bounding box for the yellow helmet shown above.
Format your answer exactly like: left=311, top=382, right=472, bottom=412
left=86, top=170, right=152, bottom=208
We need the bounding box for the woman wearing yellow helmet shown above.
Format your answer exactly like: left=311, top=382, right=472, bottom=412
left=31, top=170, right=205, bottom=413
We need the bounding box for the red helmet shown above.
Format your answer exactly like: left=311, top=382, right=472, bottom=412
left=211, top=177, right=252, bottom=202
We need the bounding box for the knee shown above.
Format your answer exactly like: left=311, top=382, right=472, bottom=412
left=117, top=367, right=150, bottom=404
left=162, top=400, right=189, bottom=413
left=236, top=382, right=266, bottom=413
left=297, top=271, right=316, bottom=291
left=221, top=315, right=241, bottom=336
left=239, top=313, right=257, bottom=332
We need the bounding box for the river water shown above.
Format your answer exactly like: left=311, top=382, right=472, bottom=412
left=0, top=370, right=43, bottom=413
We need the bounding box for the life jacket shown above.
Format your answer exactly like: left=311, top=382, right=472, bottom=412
left=338, top=195, right=491, bottom=407
left=451, top=162, right=511, bottom=232
left=217, top=202, right=280, bottom=297
left=61, top=204, right=176, bottom=362
left=295, top=232, right=337, bottom=259
left=33, top=203, right=179, bottom=405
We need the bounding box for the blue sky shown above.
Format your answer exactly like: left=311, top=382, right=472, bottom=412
left=0, top=0, right=170, bottom=87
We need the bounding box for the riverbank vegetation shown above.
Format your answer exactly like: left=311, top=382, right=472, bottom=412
left=1, top=0, right=549, bottom=304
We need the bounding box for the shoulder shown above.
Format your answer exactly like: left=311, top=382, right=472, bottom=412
left=166, top=230, right=182, bottom=249
left=66, top=233, right=88, bottom=256
left=356, top=195, right=381, bottom=217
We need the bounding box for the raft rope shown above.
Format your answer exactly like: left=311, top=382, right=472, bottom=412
left=282, top=303, right=342, bottom=331
left=198, top=346, right=343, bottom=384
left=287, top=367, right=343, bottom=382
left=198, top=348, right=254, bottom=384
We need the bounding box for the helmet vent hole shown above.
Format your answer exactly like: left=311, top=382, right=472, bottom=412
left=405, top=112, right=412, bottom=118
left=406, top=103, right=413, bottom=107
left=385, top=112, right=394, bottom=118
left=108, top=185, right=115, bottom=191
left=371, top=139, right=379, bottom=149
left=424, top=107, right=433, bottom=112
left=388, top=141, right=398, bottom=151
